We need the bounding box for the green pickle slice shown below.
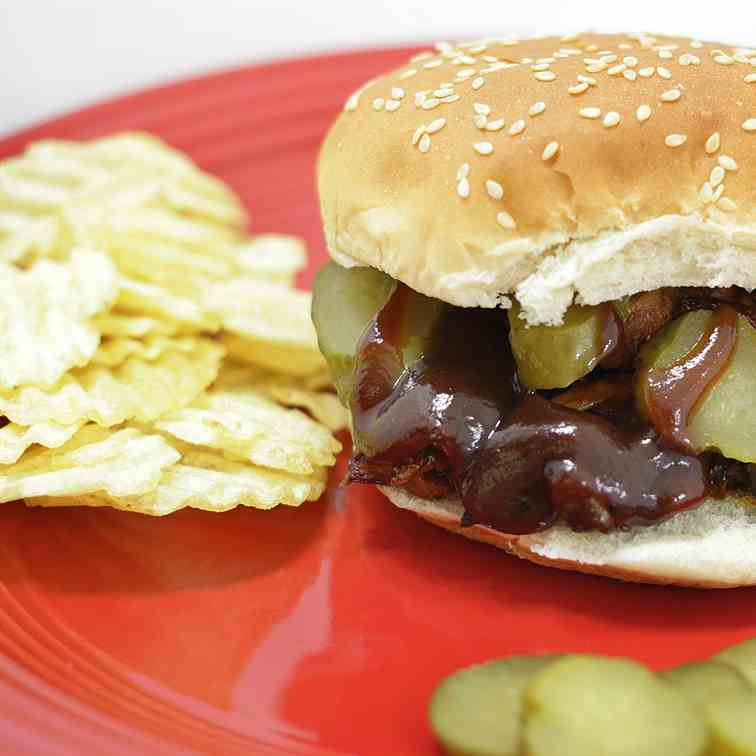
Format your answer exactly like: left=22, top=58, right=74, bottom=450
left=662, top=660, right=752, bottom=710
left=706, top=691, right=756, bottom=756
left=508, top=304, right=607, bottom=390
left=715, top=638, right=756, bottom=687
left=638, top=310, right=756, bottom=463
left=311, top=262, right=395, bottom=404
left=429, top=655, right=558, bottom=756
left=522, top=655, right=707, bottom=756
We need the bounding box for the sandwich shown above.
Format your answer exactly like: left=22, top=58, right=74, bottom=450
left=312, top=32, right=756, bottom=587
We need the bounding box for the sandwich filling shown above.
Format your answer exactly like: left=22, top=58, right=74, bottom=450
left=312, top=263, right=756, bottom=535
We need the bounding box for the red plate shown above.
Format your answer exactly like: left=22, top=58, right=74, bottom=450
left=0, top=48, right=755, bottom=756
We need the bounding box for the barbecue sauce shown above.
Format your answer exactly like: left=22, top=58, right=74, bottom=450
left=349, top=286, right=746, bottom=534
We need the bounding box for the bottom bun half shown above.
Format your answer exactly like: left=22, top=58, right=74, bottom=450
left=379, top=487, right=756, bottom=588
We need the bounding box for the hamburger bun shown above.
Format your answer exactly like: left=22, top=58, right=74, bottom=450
left=318, top=32, right=756, bottom=325
left=381, top=487, right=756, bottom=588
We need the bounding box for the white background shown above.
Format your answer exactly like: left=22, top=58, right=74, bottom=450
left=2, top=0, right=754, bottom=136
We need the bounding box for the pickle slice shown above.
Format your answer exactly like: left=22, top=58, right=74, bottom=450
left=637, top=311, right=756, bottom=463
left=429, top=655, right=558, bottom=756
left=690, top=315, right=756, bottom=463
left=508, top=303, right=606, bottom=390
left=715, top=638, right=756, bottom=687
left=523, top=655, right=707, bottom=756
left=662, top=660, right=752, bottom=710
left=706, top=690, right=756, bottom=756
left=311, top=262, right=395, bottom=403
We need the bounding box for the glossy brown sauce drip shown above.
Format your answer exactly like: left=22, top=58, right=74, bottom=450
left=349, top=287, right=752, bottom=534
left=639, top=305, right=739, bottom=450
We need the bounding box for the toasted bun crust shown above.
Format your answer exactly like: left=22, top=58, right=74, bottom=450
left=319, top=33, right=756, bottom=324
left=380, top=486, right=756, bottom=588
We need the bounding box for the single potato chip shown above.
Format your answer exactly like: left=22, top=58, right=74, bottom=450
left=236, top=234, right=306, bottom=285
left=92, top=336, right=196, bottom=368
left=0, top=340, right=224, bottom=427
left=30, top=448, right=328, bottom=516
left=0, top=249, right=117, bottom=389
left=154, top=386, right=341, bottom=474
left=0, top=421, right=83, bottom=465
left=263, top=384, right=348, bottom=433
left=0, top=424, right=180, bottom=502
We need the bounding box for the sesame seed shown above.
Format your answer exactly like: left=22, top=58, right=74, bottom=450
left=457, top=163, right=470, bottom=180
left=624, top=56, right=639, bottom=67
left=706, top=132, right=721, bottom=154
left=714, top=54, right=734, bottom=65
left=537, top=57, right=556, bottom=64
left=665, top=134, right=687, bottom=148
left=718, top=197, right=738, bottom=212
left=531, top=63, right=551, bottom=72
left=529, top=101, right=547, bottom=116
left=742, top=119, right=756, bottom=132
left=542, top=141, right=560, bottom=161
left=657, top=66, right=672, bottom=79
left=660, top=88, right=681, bottom=103
left=472, top=77, right=485, bottom=90
left=710, top=166, right=726, bottom=187
left=411, top=52, right=433, bottom=63
left=385, top=99, right=401, bottom=112
left=496, top=211, right=517, bottom=230
left=418, top=133, right=431, bottom=153
left=719, top=155, right=738, bottom=172
left=746, top=73, right=756, bottom=83
left=624, top=69, right=638, bottom=81
left=636, top=104, right=652, bottom=122
left=638, top=66, right=655, bottom=78
left=474, top=142, right=494, bottom=155
left=344, top=91, right=361, bottom=111
left=579, top=107, right=602, bottom=119
left=534, top=71, right=557, bottom=82
left=713, top=185, right=725, bottom=202
left=399, top=69, right=418, bottom=80
left=424, top=59, right=443, bottom=69
left=608, top=64, right=627, bottom=76
left=372, top=98, right=385, bottom=111
left=509, top=120, right=526, bottom=136
left=433, top=87, right=454, bottom=98
left=474, top=102, right=491, bottom=115
left=392, top=87, right=406, bottom=99
left=474, top=114, right=488, bottom=129
left=486, top=179, right=504, bottom=199
left=423, top=98, right=443, bottom=110
left=426, top=118, right=446, bottom=134
left=415, top=91, right=428, bottom=106
left=577, top=75, right=597, bottom=85
left=603, top=111, right=621, bottom=128
left=658, top=50, right=673, bottom=59
left=699, top=182, right=714, bottom=203
left=601, top=54, right=619, bottom=64
left=441, top=94, right=460, bottom=104
left=569, top=82, right=590, bottom=95
left=485, top=118, right=506, bottom=131
left=412, top=125, right=426, bottom=145
left=457, top=178, right=470, bottom=198
left=586, top=63, right=608, bottom=73
left=456, top=68, right=476, bottom=80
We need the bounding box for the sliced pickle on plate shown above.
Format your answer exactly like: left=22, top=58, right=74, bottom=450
left=522, top=655, right=707, bottom=756
left=705, top=691, right=756, bottom=756
left=661, top=660, right=752, bottom=710
left=429, top=655, right=558, bottom=756
left=638, top=309, right=756, bottom=463
left=715, top=638, right=756, bottom=687
left=311, top=262, right=395, bottom=404
left=508, top=303, right=607, bottom=390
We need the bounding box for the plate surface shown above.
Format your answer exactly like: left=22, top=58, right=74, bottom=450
left=0, top=47, right=755, bottom=756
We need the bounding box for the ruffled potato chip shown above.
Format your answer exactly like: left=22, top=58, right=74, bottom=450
left=0, top=249, right=117, bottom=389
left=263, top=385, right=348, bottom=433
left=92, top=336, right=196, bottom=368
left=0, top=340, right=224, bottom=427
left=92, top=312, right=179, bottom=338
left=154, top=386, right=341, bottom=474
left=0, top=424, right=180, bottom=502
left=0, top=421, right=83, bottom=465
left=29, top=448, right=327, bottom=516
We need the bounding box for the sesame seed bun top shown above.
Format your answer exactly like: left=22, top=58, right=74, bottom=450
left=317, top=33, right=756, bottom=324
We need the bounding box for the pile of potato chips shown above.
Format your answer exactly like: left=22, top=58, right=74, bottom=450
left=0, top=133, right=346, bottom=515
